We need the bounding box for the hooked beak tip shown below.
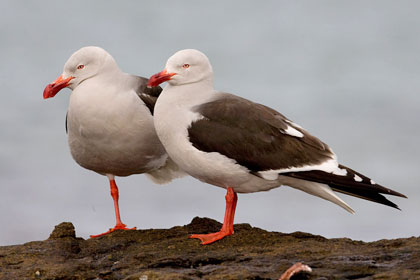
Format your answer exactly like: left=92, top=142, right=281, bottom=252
left=43, top=75, right=74, bottom=99
left=147, top=69, right=176, bottom=87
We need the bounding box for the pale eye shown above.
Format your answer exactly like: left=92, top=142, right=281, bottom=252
left=182, top=64, right=190, bottom=69
left=77, top=64, right=85, bottom=70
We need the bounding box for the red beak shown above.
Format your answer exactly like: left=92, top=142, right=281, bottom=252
left=147, top=69, right=176, bottom=87
left=43, top=75, right=74, bottom=99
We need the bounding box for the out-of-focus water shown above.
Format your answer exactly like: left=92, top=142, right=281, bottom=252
left=0, top=1, right=419, bottom=245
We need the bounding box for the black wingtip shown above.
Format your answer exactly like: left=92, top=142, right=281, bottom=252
left=380, top=186, right=407, bottom=198
left=329, top=185, right=404, bottom=210
left=390, top=202, right=402, bottom=211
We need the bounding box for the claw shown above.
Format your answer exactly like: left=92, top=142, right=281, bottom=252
left=189, top=230, right=233, bottom=245
left=90, top=224, right=136, bottom=238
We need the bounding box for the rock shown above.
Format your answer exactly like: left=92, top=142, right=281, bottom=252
left=0, top=217, right=419, bottom=279
left=48, top=222, right=76, bottom=239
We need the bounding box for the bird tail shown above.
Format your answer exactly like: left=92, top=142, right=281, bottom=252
left=283, top=164, right=407, bottom=210
left=279, top=175, right=355, bottom=213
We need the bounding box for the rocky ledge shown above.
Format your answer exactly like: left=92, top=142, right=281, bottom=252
left=0, top=217, right=419, bottom=279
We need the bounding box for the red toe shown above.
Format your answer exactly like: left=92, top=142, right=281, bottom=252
left=189, top=230, right=233, bottom=245
left=90, top=223, right=136, bottom=238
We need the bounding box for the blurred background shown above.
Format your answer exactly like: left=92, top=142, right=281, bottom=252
left=1, top=1, right=419, bottom=245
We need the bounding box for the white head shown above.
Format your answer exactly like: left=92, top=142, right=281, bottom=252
left=148, top=49, right=213, bottom=87
left=43, top=46, right=119, bottom=99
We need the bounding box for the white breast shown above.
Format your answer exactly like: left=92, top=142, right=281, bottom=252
left=67, top=76, right=167, bottom=176
left=153, top=86, right=280, bottom=193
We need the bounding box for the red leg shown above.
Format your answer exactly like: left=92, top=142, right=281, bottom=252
left=90, top=176, right=136, bottom=238
left=190, top=187, right=238, bottom=245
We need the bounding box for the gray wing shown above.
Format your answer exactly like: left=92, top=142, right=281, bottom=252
left=133, top=76, right=162, bottom=115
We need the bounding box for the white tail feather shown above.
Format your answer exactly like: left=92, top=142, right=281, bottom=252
left=279, top=176, right=355, bottom=214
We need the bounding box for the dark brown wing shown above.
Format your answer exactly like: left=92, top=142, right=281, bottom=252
left=133, top=76, right=162, bottom=115
left=189, top=93, right=335, bottom=173
left=189, top=93, right=406, bottom=209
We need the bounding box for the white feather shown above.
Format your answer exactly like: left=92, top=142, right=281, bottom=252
left=259, top=156, right=347, bottom=180
left=279, top=175, right=355, bottom=214
left=354, top=174, right=363, bottom=182
left=284, top=126, right=304, bottom=138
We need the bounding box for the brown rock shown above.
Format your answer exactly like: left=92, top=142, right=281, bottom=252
left=0, top=217, right=419, bottom=279
left=48, top=222, right=76, bottom=239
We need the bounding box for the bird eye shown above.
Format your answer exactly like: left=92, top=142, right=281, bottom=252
left=77, top=65, right=85, bottom=70
left=182, top=64, right=190, bottom=69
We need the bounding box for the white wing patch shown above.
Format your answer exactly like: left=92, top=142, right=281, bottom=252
left=284, top=119, right=303, bottom=129
left=259, top=155, right=347, bottom=181
left=354, top=174, right=363, bottom=182
left=332, top=167, right=348, bottom=176
left=187, top=111, right=206, bottom=127
left=284, top=125, right=304, bottom=138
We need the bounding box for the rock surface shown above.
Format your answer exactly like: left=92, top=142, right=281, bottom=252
left=0, top=217, right=419, bottom=279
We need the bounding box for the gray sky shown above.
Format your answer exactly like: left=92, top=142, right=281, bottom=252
left=1, top=1, right=419, bottom=245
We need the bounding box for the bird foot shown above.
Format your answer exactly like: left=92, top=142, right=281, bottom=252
left=189, top=230, right=233, bottom=245
left=90, top=223, right=136, bottom=238
left=279, top=262, right=312, bottom=280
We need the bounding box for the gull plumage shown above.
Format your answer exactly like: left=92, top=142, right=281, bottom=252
left=148, top=49, right=406, bottom=245
left=44, top=46, right=184, bottom=237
